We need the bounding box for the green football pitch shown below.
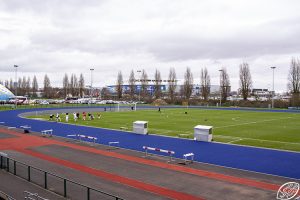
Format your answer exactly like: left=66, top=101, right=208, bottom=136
left=28, top=108, right=300, bottom=152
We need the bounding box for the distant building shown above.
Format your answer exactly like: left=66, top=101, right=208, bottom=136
left=251, top=88, right=272, bottom=99
left=107, top=85, right=167, bottom=96
left=106, top=84, right=226, bottom=97
left=0, top=84, right=15, bottom=101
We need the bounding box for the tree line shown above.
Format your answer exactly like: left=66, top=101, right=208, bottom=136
left=0, top=73, right=86, bottom=99
left=0, top=58, right=300, bottom=106
left=114, top=58, right=300, bottom=106
left=114, top=67, right=230, bottom=103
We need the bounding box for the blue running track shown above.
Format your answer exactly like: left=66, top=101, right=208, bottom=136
left=0, top=107, right=299, bottom=179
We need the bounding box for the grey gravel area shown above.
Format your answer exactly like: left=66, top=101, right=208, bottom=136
left=0, top=132, right=17, bottom=139
left=29, top=144, right=280, bottom=200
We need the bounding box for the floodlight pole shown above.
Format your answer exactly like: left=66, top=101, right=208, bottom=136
left=14, top=65, right=18, bottom=108
left=219, top=69, right=223, bottom=107
left=137, top=70, right=142, bottom=102
left=271, top=66, right=276, bottom=109
left=90, top=68, right=94, bottom=103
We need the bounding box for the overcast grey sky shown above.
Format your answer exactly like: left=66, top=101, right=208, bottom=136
left=0, top=0, right=300, bottom=92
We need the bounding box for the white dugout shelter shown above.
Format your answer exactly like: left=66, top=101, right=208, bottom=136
left=194, top=125, right=213, bottom=142
left=133, top=121, right=148, bottom=135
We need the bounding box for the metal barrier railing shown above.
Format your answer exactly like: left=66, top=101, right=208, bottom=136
left=0, top=155, right=124, bottom=200
left=0, top=103, right=122, bottom=111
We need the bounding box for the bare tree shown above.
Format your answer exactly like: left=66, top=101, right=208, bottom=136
left=116, top=71, right=123, bottom=99
left=9, top=79, right=13, bottom=92
left=128, top=70, right=135, bottom=100
left=79, top=73, right=85, bottom=98
left=288, top=58, right=300, bottom=93
left=17, top=77, right=22, bottom=96
left=63, top=74, right=69, bottom=98
left=43, top=74, right=51, bottom=98
left=70, top=74, right=74, bottom=96
left=239, top=63, right=252, bottom=100
left=183, top=67, right=193, bottom=100
left=168, top=67, right=177, bottom=103
left=70, top=74, right=78, bottom=97
left=220, top=67, right=230, bottom=102
left=32, top=75, right=38, bottom=97
left=20, top=76, right=27, bottom=96
left=141, top=69, right=148, bottom=100
left=288, top=58, right=300, bottom=106
left=18, top=77, right=22, bottom=92
left=25, top=77, right=31, bottom=96
left=154, top=69, right=162, bottom=99
left=200, top=67, right=210, bottom=101
left=4, top=80, right=9, bottom=89
left=101, top=87, right=111, bottom=99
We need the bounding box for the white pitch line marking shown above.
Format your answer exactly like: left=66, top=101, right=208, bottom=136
left=227, top=138, right=243, bottom=144
left=215, top=116, right=295, bottom=129
left=215, top=135, right=300, bottom=145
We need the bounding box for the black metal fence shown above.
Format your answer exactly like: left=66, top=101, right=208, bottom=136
left=0, top=155, right=124, bottom=200
left=0, top=103, right=114, bottom=111
left=0, top=103, right=136, bottom=112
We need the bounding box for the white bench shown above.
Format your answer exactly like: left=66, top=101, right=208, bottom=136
left=7, top=127, right=16, bottom=129
left=183, top=153, right=194, bottom=164
left=108, top=141, right=120, bottom=148
left=41, top=129, right=53, bottom=137
left=20, top=125, right=31, bottom=129
left=20, top=125, right=31, bottom=133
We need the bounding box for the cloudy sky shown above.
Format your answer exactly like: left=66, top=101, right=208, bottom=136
left=0, top=0, right=300, bottom=92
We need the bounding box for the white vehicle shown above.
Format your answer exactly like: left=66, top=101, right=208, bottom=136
left=40, top=100, right=49, bottom=105
left=96, top=100, right=107, bottom=104
left=8, top=96, right=29, bottom=104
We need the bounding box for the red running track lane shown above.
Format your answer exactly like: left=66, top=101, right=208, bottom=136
left=0, top=128, right=280, bottom=192
left=16, top=148, right=205, bottom=200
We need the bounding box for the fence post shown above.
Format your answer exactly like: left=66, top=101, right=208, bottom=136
left=28, top=166, right=31, bottom=181
left=64, top=179, right=67, bottom=197
left=13, top=161, right=16, bottom=175
left=87, top=187, right=90, bottom=200
left=6, top=157, right=9, bottom=172
left=44, top=172, right=47, bottom=189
